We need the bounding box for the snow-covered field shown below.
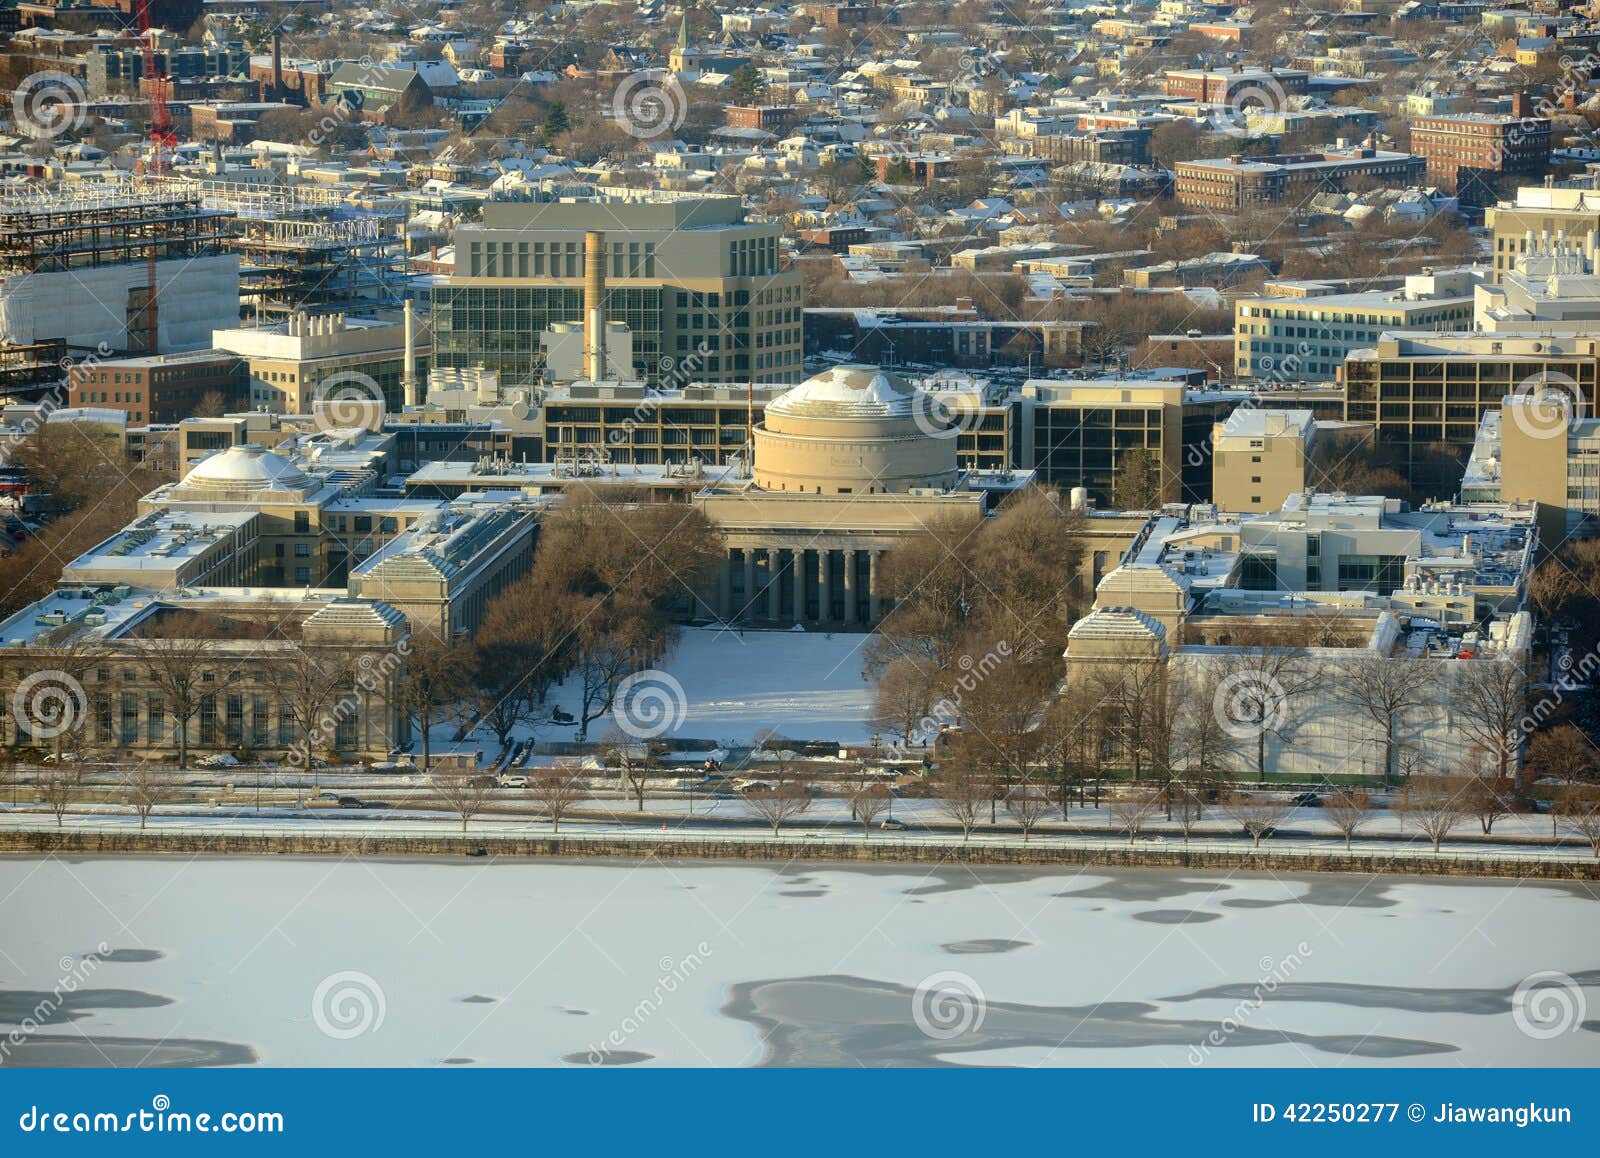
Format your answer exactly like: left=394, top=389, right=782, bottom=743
left=542, top=625, right=876, bottom=744
left=2, top=857, right=1597, bottom=1067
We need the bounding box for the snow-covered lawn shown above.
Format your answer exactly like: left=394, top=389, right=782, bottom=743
left=541, top=624, right=876, bottom=744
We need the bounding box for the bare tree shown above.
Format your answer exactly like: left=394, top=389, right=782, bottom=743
left=1108, top=788, right=1159, bottom=845
left=603, top=733, right=658, bottom=812
left=1221, top=792, right=1294, bottom=849
left=1323, top=789, right=1373, bottom=850
left=1335, top=654, right=1433, bottom=785
left=1558, top=787, right=1600, bottom=859
left=744, top=780, right=812, bottom=836
left=1214, top=649, right=1315, bottom=784
left=933, top=754, right=988, bottom=841
left=431, top=771, right=498, bottom=834
left=37, top=766, right=80, bottom=827
left=1004, top=778, right=1052, bottom=841
left=872, top=656, right=938, bottom=748
left=268, top=646, right=356, bottom=776
left=1452, top=656, right=1528, bottom=785
left=849, top=782, right=892, bottom=838
left=397, top=633, right=471, bottom=773
left=1393, top=776, right=1468, bottom=853
left=138, top=632, right=216, bottom=770
left=120, top=766, right=178, bottom=830
left=1167, top=782, right=1206, bottom=843
left=1462, top=753, right=1515, bottom=835
left=527, top=761, right=587, bottom=833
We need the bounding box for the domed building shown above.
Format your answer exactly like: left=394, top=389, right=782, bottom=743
left=752, top=366, right=960, bottom=495
left=693, top=365, right=1032, bottom=629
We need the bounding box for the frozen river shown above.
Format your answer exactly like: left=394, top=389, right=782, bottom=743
left=2, top=856, right=1597, bottom=1067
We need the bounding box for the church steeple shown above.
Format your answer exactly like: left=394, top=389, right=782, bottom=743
left=677, top=10, right=690, bottom=52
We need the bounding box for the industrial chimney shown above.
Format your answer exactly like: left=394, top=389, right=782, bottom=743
left=584, top=230, right=606, bottom=381
left=270, top=32, right=284, bottom=101
left=403, top=299, right=420, bottom=407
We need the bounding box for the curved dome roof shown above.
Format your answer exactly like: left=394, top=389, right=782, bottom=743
left=767, top=365, right=919, bottom=419
left=184, top=444, right=311, bottom=492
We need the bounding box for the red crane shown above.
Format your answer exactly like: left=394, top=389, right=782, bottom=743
left=135, top=0, right=173, bottom=353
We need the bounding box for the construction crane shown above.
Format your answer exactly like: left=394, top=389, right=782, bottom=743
left=135, top=0, right=174, bottom=353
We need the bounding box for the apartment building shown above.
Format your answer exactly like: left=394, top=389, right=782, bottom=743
left=433, top=190, right=803, bottom=387
left=67, top=349, right=249, bottom=425
left=1162, top=67, right=1310, bottom=103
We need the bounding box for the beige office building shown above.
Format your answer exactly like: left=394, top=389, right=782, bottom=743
left=1485, top=185, right=1600, bottom=282
left=1211, top=408, right=1316, bottom=513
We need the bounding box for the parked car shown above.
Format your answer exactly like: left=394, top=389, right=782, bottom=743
left=1289, top=792, right=1323, bottom=808
left=336, top=796, right=365, bottom=809
left=498, top=774, right=527, bottom=788
left=880, top=818, right=909, bottom=831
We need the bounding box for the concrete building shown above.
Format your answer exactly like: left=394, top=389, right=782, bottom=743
left=1211, top=409, right=1317, bottom=514
left=1235, top=269, right=1481, bottom=381
left=212, top=311, right=431, bottom=414
left=433, top=190, right=803, bottom=387
left=1485, top=184, right=1600, bottom=282
left=1341, top=330, right=1600, bottom=491
left=1063, top=495, right=1538, bottom=779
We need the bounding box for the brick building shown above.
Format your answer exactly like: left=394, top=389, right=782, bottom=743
left=1410, top=98, right=1550, bottom=207
left=1162, top=67, right=1309, bottom=103
left=1174, top=148, right=1425, bottom=211
left=67, top=350, right=249, bottom=425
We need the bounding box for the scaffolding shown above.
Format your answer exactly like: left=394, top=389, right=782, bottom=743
left=0, top=185, right=232, bottom=276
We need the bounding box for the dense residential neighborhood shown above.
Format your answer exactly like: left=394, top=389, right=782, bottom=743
left=0, top=0, right=1598, bottom=1075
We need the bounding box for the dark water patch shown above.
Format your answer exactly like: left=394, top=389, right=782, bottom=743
left=941, top=939, right=1032, bottom=955
left=1164, top=969, right=1600, bottom=1016
left=723, top=975, right=1453, bottom=1066
left=1583, top=1020, right=1600, bottom=1034
left=563, top=1049, right=652, bottom=1066
left=4, top=1034, right=254, bottom=1067
left=0, top=988, right=171, bottom=1028
left=562, top=1008, right=589, bottom=1016
left=91, top=949, right=164, bottom=964
left=1221, top=877, right=1398, bottom=910
left=459, top=995, right=497, bottom=1005
left=1133, top=909, right=1221, bottom=926
left=779, top=889, right=827, bottom=898
left=441, top=1057, right=474, bottom=1065
left=1059, top=876, right=1233, bottom=904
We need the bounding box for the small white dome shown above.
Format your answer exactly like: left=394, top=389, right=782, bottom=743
left=184, top=444, right=311, bottom=492
left=767, top=365, right=919, bottom=419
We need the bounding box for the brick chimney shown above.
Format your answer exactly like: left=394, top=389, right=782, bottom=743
left=1511, top=91, right=1534, bottom=119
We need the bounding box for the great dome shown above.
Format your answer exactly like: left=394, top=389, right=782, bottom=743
left=752, top=365, right=960, bottom=495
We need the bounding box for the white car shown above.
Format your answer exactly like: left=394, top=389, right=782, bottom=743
left=497, top=774, right=527, bottom=788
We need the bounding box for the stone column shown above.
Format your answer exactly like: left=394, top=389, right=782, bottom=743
left=794, top=548, right=808, bottom=625
left=742, top=548, right=756, bottom=623
left=821, top=548, right=835, bottom=623
left=868, top=549, right=881, bottom=624
left=841, top=548, right=857, bottom=626
left=718, top=552, right=732, bottom=620
left=766, top=548, right=782, bottom=621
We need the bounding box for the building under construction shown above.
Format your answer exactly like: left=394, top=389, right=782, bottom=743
left=0, top=183, right=238, bottom=357
left=198, top=180, right=405, bottom=320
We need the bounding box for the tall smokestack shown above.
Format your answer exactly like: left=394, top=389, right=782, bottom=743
left=271, top=32, right=284, bottom=101
left=584, top=230, right=606, bottom=381
left=403, top=299, right=419, bottom=407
